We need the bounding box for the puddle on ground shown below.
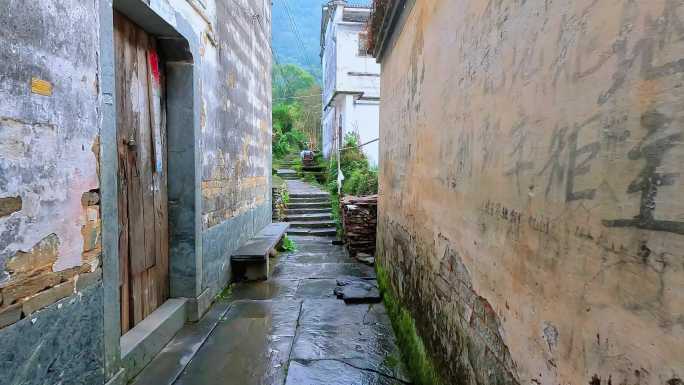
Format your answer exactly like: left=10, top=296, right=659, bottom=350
left=174, top=301, right=300, bottom=385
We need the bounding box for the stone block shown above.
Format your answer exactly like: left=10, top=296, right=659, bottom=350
left=2, top=271, right=62, bottom=305
left=58, top=265, right=83, bottom=282
left=0, top=303, right=22, bottom=328
left=0, top=196, right=22, bottom=217
left=122, top=298, right=187, bottom=381
left=22, top=280, right=75, bottom=316
left=5, top=234, right=59, bottom=275
left=76, top=269, right=102, bottom=291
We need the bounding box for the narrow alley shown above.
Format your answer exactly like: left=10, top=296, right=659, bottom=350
left=2, top=0, right=683, bottom=384
left=129, top=180, right=408, bottom=385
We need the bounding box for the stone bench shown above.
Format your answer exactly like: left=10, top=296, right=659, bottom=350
left=231, top=222, right=290, bottom=281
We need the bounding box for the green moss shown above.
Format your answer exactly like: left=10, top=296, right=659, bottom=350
left=216, top=284, right=234, bottom=301
left=377, top=266, right=443, bottom=385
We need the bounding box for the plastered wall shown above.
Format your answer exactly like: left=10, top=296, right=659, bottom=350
left=377, top=1, right=684, bottom=384
left=0, top=0, right=273, bottom=382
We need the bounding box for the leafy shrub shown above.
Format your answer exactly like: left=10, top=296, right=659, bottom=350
left=344, top=167, right=378, bottom=196
left=277, top=236, right=297, bottom=252
left=272, top=104, right=307, bottom=160
left=326, top=133, right=378, bottom=196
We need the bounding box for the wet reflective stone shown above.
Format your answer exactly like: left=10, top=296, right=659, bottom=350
left=295, top=279, right=339, bottom=299
left=285, top=359, right=407, bottom=385
left=283, top=251, right=352, bottom=264
left=291, top=300, right=408, bottom=381
left=298, top=300, right=389, bottom=327
left=334, top=279, right=381, bottom=304
left=230, top=279, right=299, bottom=301
left=174, top=300, right=301, bottom=385
left=144, top=182, right=410, bottom=385
left=273, top=263, right=376, bottom=280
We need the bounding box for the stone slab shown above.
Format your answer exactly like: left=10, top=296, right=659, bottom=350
left=333, top=280, right=381, bottom=304
left=282, top=251, right=352, bottom=264
left=287, top=228, right=338, bottom=236
left=0, top=284, right=104, bottom=385
left=230, top=279, right=299, bottom=301
left=174, top=300, right=302, bottom=385
left=291, top=300, right=408, bottom=382
left=295, top=279, right=338, bottom=299
left=121, top=298, right=187, bottom=381
left=129, top=300, right=232, bottom=385
left=273, top=263, right=376, bottom=280
left=231, top=223, right=290, bottom=262
left=285, top=359, right=406, bottom=385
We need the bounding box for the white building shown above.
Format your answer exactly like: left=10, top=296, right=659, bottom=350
left=320, top=0, right=380, bottom=166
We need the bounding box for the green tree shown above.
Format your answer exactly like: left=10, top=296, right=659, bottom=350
left=273, top=64, right=316, bottom=102
left=272, top=64, right=320, bottom=161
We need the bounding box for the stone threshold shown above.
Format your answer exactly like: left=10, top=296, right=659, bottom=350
left=121, top=298, right=188, bottom=382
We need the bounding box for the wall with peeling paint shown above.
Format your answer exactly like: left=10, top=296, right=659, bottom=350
left=0, top=0, right=101, bottom=279
left=376, top=1, right=684, bottom=384
left=0, top=0, right=272, bottom=382
left=0, top=0, right=105, bottom=383
left=195, top=0, right=273, bottom=296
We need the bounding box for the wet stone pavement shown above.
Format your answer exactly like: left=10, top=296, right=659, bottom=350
left=132, top=181, right=410, bottom=385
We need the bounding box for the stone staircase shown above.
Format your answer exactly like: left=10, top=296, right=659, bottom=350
left=284, top=192, right=337, bottom=237
left=276, top=155, right=299, bottom=180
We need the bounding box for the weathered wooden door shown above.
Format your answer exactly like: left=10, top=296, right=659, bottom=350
left=114, top=12, right=170, bottom=334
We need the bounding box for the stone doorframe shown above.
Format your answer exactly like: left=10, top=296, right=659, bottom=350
left=98, top=0, right=203, bottom=383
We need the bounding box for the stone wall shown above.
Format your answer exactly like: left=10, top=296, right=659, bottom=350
left=198, top=0, right=273, bottom=299
left=376, top=1, right=684, bottom=384
left=341, top=195, right=378, bottom=257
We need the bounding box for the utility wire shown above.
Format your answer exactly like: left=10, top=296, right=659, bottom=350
left=278, top=0, right=319, bottom=72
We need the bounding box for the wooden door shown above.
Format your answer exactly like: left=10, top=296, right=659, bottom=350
left=114, top=12, right=170, bottom=334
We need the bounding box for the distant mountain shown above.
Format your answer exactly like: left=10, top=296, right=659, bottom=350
left=271, top=0, right=372, bottom=82
left=272, top=0, right=328, bottom=81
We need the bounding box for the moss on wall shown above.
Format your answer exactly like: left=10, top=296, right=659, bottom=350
left=377, top=265, right=443, bottom=385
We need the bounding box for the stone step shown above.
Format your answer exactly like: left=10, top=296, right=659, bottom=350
left=285, top=208, right=331, bottom=215
left=284, top=213, right=333, bottom=222
left=287, top=202, right=329, bottom=209
left=280, top=176, right=300, bottom=180
left=290, top=193, right=329, bottom=199
left=301, top=167, right=324, bottom=172
left=287, top=228, right=338, bottom=237
left=288, top=197, right=330, bottom=204
left=287, top=220, right=337, bottom=229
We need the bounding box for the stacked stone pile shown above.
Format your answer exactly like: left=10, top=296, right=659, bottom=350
left=341, top=195, right=378, bottom=258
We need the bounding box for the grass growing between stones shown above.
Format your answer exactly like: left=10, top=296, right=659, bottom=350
left=216, top=284, right=234, bottom=301
left=278, top=236, right=297, bottom=252
left=329, top=192, right=344, bottom=238
left=377, top=265, right=443, bottom=385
